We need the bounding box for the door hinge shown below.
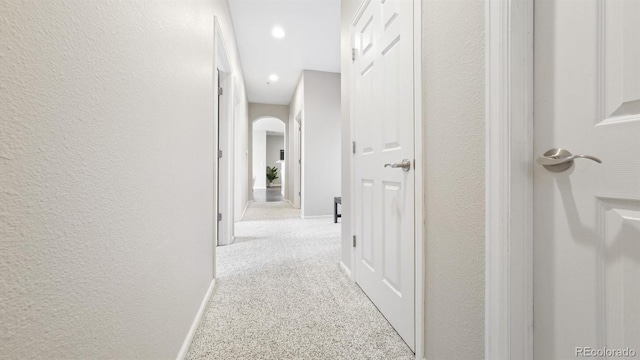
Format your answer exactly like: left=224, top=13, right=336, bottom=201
left=352, top=48, right=356, bottom=62
left=218, top=149, right=222, bottom=159
left=353, top=235, right=356, bottom=247
left=352, top=141, right=356, bottom=154
left=218, top=87, right=223, bottom=96
left=298, top=191, right=301, bottom=196
left=217, top=213, right=222, bottom=221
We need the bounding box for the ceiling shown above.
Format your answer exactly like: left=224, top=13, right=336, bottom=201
left=229, top=0, right=341, bottom=105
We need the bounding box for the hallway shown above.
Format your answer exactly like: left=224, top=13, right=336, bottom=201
left=186, top=202, right=413, bottom=359
left=252, top=187, right=284, bottom=203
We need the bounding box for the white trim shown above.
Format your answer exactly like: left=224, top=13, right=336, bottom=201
left=285, top=199, right=295, bottom=208
left=252, top=187, right=267, bottom=190
left=339, top=261, right=352, bottom=279
left=485, top=0, right=534, bottom=359
left=351, top=0, right=372, bottom=26
left=349, top=21, right=357, bottom=297
left=301, top=214, right=333, bottom=220
left=213, top=16, right=235, bottom=250
left=412, top=0, right=424, bottom=358
left=175, top=279, right=216, bottom=360
left=240, top=201, right=250, bottom=221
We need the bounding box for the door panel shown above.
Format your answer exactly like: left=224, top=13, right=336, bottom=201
left=352, top=0, right=415, bottom=350
left=599, top=198, right=640, bottom=350
left=603, top=0, right=640, bottom=120
left=382, top=181, right=402, bottom=293
left=361, top=180, right=375, bottom=270
left=534, top=0, right=640, bottom=358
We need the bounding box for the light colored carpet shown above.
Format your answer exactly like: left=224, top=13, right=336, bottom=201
left=240, top=200, right=301, bottom=221
left=186, top=201, right=414, bottom=360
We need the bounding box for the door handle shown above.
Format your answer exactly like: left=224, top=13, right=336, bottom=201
left=384, top=159, right=411, bottom=172
left=536, top=148, right=601, bottom=172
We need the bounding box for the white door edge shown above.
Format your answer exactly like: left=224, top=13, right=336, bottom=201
left=484, top=0, right=534, bottom=359
left=347, top=0, right=425, bottom=357
left=412, top=0, right=424, bottom=358
left=213, top=17, right=235, bottom=272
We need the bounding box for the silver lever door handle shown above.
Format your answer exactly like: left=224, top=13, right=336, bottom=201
left=384, top=159, right=411, bottom=172
left=536, top=148, right=601, bottom=172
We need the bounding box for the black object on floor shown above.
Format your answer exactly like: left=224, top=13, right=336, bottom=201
left=334, top=197, right=342, bottom=223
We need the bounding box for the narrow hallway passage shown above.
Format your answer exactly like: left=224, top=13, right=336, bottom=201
left=186, top=202, right=414, bottom=359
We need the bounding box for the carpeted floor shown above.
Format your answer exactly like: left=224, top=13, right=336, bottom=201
left=240, top=201, right=301, bottom=221
left=186, top=201, right=414, bottom=360
left=252, top=187, right=284, bottom=203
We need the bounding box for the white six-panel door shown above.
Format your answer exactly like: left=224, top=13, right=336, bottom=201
left=352, top=0, right=415, bottom=350
left=534, top=0, right=640, bottom=358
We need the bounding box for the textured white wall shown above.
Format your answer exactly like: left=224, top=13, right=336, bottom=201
left=298, top=70, right=341, bottom=218
left=266, top=135, right=284, bottom=186
left=288, top=71, right=341, bottom=217
left=252, top=130, right=267, bottom=189
left=0, top=1, right=247, bottom=358
left=235, top=101, right=249, bottom=221
left=422, top=0, right=485, bottom=358
left=289, top=76, right=305, bottom=209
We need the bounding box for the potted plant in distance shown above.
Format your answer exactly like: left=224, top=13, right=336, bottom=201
left=266, top=166, right=279, bottom=187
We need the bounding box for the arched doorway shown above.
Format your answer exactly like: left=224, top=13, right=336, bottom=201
left=251, top=117, right=286, bottom=202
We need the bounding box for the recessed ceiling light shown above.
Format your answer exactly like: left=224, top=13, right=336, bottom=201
left=272, top=26, right=285, bottom=39
left=268, top=74, right=279, bottom=82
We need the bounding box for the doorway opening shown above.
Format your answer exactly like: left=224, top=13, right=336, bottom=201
left=214, top=18, right=235, bottom=248
left=293, top=111, right=302, bottom=210
left=251, top=117, right=286, bottom=203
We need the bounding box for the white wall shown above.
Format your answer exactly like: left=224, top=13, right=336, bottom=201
left=340, top=0, right=485, bottom=358
left=266, top=135, right=284, bottom=186
left=0, top=1, right=247, bottom=358
left=252, top=130, right=267, bottom=188
left=289, top=76, right=305, bottom=209
left=422, top=1, right=485, bottom=358
left=290, top=70, right=341, bottom=218
left=234, top=95, right=249, bottom=222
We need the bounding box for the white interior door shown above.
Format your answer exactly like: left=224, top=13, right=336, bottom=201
left=352, top=0, right=415, bottom=350
left=534, top=0, right=640, bottom=358
left=217, top=71, right=231, bottom=246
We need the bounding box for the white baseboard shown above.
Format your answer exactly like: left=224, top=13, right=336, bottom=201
left=176, top=279, right=216, bottom=360
left=339, top=261, right=353, bottom=281
left=240, top=201, right=250, bottom=221
left=285, top=199, right=294, bottom=208
left=301, top=214, right=334, bottom=220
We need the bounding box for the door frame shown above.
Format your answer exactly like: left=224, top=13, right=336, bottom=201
left=348, top=0, right=424, bottom=357
left=485, top=0, right=534, bottom=359
left=294, top=111, right=302, bottom=209
left=213, top=17, right=235, bottom=250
